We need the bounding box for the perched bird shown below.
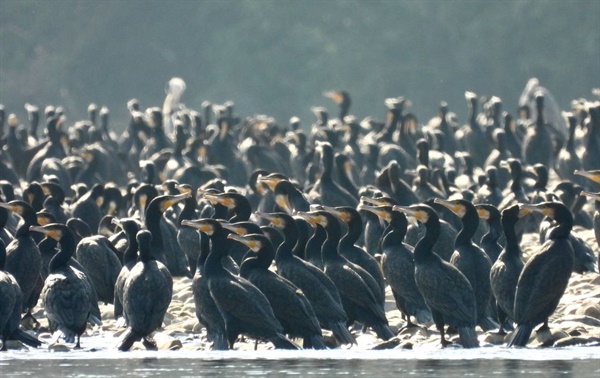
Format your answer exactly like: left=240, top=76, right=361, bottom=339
left=434, top=198, right=499, bottom=332
left=394, top=204, right=479, bottom=348
left=254, top=211, right=354, bottom=345
left=0, top=239, right=42, bottom=350
left=30, top=223, right=101, bottom=348
left=490, top=205, right=527, bottom=334
left=508, top=202, right=574, bottom=347
left=182, top=218, right=299, bottom=350
left=359, top=204, right=432, bottom=327
left=118, top=230, right=173, bottom=351
left=230, top=233, right=326, bottom=349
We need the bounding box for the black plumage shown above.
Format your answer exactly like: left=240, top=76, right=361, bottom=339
left=394, top=204, right=479, bottom=348
left=118, top=230, right=173, bottom=351
left=508, top=202, right=574, bottom=347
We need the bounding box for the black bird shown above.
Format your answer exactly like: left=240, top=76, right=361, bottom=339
left=555, top=114, right=584, bottom=184
left=144, top=193, right=191, bottom=276
left=0, top=239, right=42, bottom=350
left=182, top=218, right=299, bottom=350
left=174, top=184, right=201, bottom=276
left=324, top=206, right=386, bottom=302
left=118, top=230, right=173, bottom=351
left=359, top=204, right=432, bottom=327
left=490, top=205, right=527, bottom=335
left=0, top=201, right=42, bottom=313
left=474, top=166, right=503, bottom=206
left=68, top=218, right=122, bottom=304
left=435, top=198, right=499, bottom=332
left=508, top=202, right=574, bottom=347
left=296, top=210, right=394, bottom=341
left=394, top=204, right=479, bottom=348
left=182, top=220, right=228, bottom=350
left=230, top=233, right=326, bottom=349
left=581, top=105, right=600, bottom=171
left=70, top=184, right=104, bottom=233
left=475, top=204, right=503, bottom=263
left=255, top=211, right=354, bottom=345
left=521, top=93, right=554, bottom=167
left=272, top=179, right=311, bottom=214
left=112, top=218, right=141, bottom=322
left=30, top=223, right=101, bottom=348
left=308, top=141, right=358, bottom=207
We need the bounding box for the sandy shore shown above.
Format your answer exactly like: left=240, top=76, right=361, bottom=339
left=5, top=225, right=596, bottom=353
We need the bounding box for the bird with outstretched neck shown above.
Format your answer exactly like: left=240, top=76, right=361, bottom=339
left=393, top=204, right=479, bottom=348
left=508, top=202, right=574, bottom=347
left=182, top=218, right=300, bottom=350
left=117, top=230, right=173, bottom=351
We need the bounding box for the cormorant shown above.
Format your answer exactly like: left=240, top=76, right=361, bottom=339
left=521, top=93, right=554, bottom=167
left=68, top=217, right=122, bottom=304
left=324, top=206, right=386, bottom=302
left=118, top=230, right=173, bottom=351
left=254, top=211, right=354, bottom=345
left=181, top=218, right=299, bottom=350
left=393, top=204, right=479, bottom=348
left=70, top=183, right=104, bottom=233
left=508, top=202, right=574, bottom=347
left=0, top=201, right=42, bottom=312
left=308, top=141, right=358, bottom=207
left=490, top=205, right=527, bottom=334
left=296, top=210, right=394, bottom=341
left=230, top=233, right=326, bottom=349
left=435, top=198, right=499, bottom=332
left=0, top=239, right=42, bottom=350
left=183, top=220, right=228, bottom=350
left=475, top=204, right=503, bottom=263
left=112, top=218, right=141, bottom=322
left=30, top=223, right=101, bottom=348
left=144, top=193, right=192, bottom=277
left=359, top=204, right=432, bottom=326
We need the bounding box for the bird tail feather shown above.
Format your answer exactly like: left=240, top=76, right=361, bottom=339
left=458, top=327, right=480, bottom=348
left=507, top=324, right=533, bottom=347
left=268, top=333, right=302, bottom=350
left=12, top=329, right=42, bottom=348
left=330, top=321, right=356, bottom=345
left=117, top=328, right=143, bottom=351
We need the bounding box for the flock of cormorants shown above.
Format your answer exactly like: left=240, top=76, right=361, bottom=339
left=0, top=81, right=599, bottom=351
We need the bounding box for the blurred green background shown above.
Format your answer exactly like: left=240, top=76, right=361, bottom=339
left=1, top=0, right=598, bottom=132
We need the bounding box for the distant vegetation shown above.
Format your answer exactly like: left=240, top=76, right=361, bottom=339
left=1, top=0, right=598, bottom=132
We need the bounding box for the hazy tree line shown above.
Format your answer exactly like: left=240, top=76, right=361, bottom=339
left=1, top=0, right=598, bottom=132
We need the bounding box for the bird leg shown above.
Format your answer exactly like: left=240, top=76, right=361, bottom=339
left=143, top=337, right=157, bottom=350
left=536, top=320, right=550, bottom=333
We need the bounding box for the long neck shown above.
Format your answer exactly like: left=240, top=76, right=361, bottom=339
left=256, top=245, right=276, bottom=270
left=197, top=231, right=210, bottom=274
left=204, top=228, right=229, bottom=276
left=229, top=201, right=251, bottom=223
left=502, top=214, right=521, bottom=258
left=322, top=221, right=341, bottom=262
left=305, top=225, right=326, bottom=262
left=276, top=223, right=298, bottom=261
left=382, top=214, right=408, bottom=251
left=178, top=197, right=197, bottom=225
left=49, top=233, right=76, bottom=273
left=340, top=216, right=362, bottom=247
left=414, top=218, right=439, bottom=263
left=547, top=217, right=573, bottom=240
left=145, top=202, right=165, bottom=252
left=455, top=211, right=478, bottom=247
left=482, top=217, right=502, bottom=245
left=123, top=230, right=139, bottom=266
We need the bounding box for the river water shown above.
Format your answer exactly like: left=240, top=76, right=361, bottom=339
left=2, top=347, right=599, bottom=377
